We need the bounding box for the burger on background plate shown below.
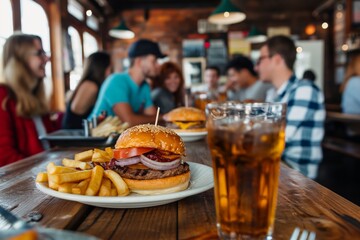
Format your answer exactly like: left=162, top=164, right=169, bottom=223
left=163, top=107, right=206, bottom=132
left=106, top=124, right=190, bottom=195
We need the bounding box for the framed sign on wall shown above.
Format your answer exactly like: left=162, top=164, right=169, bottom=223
left=182, top=57, right=206, bottom=88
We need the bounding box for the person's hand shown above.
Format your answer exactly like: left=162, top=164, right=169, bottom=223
left=225, top=79, right=237, bottom=91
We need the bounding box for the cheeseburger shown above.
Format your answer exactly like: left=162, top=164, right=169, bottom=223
left=107, top=124, right=190, bottom=195
left=163, top=107, right=206, bottom=132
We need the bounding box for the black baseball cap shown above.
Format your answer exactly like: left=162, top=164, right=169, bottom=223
left=128, top=39, right=166, bottom=58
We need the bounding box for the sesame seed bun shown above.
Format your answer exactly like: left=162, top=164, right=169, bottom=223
left=115, top=124, right=185, bottom=155
left=163, top=107, right=206, bottom=122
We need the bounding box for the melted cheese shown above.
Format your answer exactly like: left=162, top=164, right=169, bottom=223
left=173, top=121, right=199, bottom=130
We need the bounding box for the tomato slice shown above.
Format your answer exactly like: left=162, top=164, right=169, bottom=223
left=113, top=147, right=154, bottom=159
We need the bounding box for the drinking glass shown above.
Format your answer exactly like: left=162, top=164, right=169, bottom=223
left=194, top=92, right=213, bottom=111
left=206, top=102, right=286, bottom=240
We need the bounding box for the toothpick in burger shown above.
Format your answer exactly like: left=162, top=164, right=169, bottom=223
left=107, top=124, right=190, bottom=195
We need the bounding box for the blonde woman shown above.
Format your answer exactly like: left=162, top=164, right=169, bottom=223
left=341, top=53, right=360, bottom=114
left=0, top=33, right=60, bottom=167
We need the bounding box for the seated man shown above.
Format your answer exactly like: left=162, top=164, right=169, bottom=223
left=255, top=35, right=325, bottom=179
left=89, top=39, right=166, bottom=126
left=191, top=66, right=222, bottom=100
left=225, top=55, right=272, bottom=102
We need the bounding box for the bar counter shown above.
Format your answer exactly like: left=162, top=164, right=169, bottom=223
left=0, top=140, right=359, bottom=239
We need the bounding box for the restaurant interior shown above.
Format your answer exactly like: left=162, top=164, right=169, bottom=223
left=0, top=0, right=360, bottom=239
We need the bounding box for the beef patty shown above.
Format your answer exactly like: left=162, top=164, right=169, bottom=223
left=108, top=162, right=190, bottom=180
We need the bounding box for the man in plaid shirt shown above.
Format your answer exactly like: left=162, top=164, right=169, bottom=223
left=256, top=35, right=325, bottom=179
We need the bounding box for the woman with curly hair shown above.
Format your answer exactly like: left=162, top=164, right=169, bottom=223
left=151, top=61, right=185, bottom=114
left=0, top=32, right=60, bottom=167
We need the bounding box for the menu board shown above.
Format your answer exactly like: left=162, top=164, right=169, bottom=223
left=206, top=39, right=228, bottom=75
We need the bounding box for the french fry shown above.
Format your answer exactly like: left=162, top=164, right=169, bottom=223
left=46, top=164, right=59, bottom=190
left=96, top=116, right=112, bottom=127
left=51, top=170, right=92, bottom=184
left=62, top=158, right=91, bottom=170
left=72, top=179, right=90, bottom=195
left=8, top=229, right=38, bottom=240
left=36, top=172, right=48, bottom=182
left=91, top=115, right=129, bottom=137
left=104, top=170, right=129, bottom=196
left=109, top=116, right=120, bottom=126
left=85, top=165, right=104, bottom=196
left=105, top=147, right=114, bottom=159
left=58, top=183, right=77, bottom=193
left=92, top=149, right=111, bottom=162
left=110, top=188, right=118, bottom=196
left=46, top=162, right=56, bottom=173
left=98, top=178, right=111, bottom=196
left=74, top=150, right=93, bottom=162
left=48, top=179, right=59, bottom=190
left=47, top=165, right=78, bottom=174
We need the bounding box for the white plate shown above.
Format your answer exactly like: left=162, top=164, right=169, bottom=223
left=174, top=131, right=208, bottom=142
left=36, top=162, right=213, bottom=208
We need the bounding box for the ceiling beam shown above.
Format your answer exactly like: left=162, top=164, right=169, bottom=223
left=110, top=0, right=219, bottom=11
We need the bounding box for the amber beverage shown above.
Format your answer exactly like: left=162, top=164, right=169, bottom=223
left=194, top=92, right=212, bottom=111
left=217, top=90, right=227, bottom=102
left=206, top=102, right=286, bottom=239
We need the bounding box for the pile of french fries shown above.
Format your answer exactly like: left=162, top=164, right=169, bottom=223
left=36, top=148, right=129, bottom=197
left=91, top=116, right=129, bottom=137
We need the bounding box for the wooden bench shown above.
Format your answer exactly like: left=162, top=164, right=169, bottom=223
left=326, top=111, right=360, bottom=123
left=322, top=137, right=360, bottom=159
left=325, top=104, right=342, bottom=112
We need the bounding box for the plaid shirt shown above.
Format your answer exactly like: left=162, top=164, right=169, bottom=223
left=273, top=75, right=325, bottom=178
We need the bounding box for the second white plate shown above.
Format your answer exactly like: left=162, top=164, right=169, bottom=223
left=36, top=162, right=214, bottom=208
left=175, top=131, right=208, bottom=142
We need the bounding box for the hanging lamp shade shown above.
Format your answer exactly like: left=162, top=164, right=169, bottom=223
left=208, top=0, right=246, bottom=25
left=109, top=20, right=135, bottom=39
left=246, top=26, right=267, bottom=43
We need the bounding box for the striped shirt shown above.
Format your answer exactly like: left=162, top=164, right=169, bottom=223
left=272, top=75, right=325, bottom=179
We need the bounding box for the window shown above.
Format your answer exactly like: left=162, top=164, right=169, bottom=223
left=83, top=32, right=98, bottom=58
left=87, top=15, right=99, bottom=31
left=0, top=0, right=13, bottom=80
left=0, top=0, right=13, bottom=39
left=21, top=0, right=52, bottom=97
left=68, top=27, right=83, bottom=91
left=68, top=0, right=84, bottom=21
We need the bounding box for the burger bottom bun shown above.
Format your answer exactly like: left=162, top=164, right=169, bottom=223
left=130, top=181, right=189, bottom=195
left=173, top=128, right=207, bottom=133
left=123, top=171, right=190, bottom=195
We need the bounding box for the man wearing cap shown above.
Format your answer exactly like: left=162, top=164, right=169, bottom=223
left=225, top=55, right=272, bottom=101
left=89, top=39, right=166, bottom=126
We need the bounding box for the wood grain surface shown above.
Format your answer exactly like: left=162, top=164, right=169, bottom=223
left=0, top=141, right=359, bottom=239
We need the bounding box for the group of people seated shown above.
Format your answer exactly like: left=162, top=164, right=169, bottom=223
left=1, top=32, right=358, bottom=180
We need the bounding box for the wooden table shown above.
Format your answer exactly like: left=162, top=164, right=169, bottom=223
left=1, top=140, right=360, bottom=239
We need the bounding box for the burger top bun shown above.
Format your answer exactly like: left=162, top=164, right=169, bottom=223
left=163, top=107, right=206, bottom=122
left=115, top=124, right=185, bottom=155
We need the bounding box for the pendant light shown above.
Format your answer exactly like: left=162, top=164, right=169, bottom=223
left=109, top=19, right=135, bottom=39
left=246, top=26, right=267, bottom=43
left=208, top=0, right=246, bottom=25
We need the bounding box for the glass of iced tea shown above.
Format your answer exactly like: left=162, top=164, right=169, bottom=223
left=206, top=101, right=286, bottom=240
left=194, top=92, right=213, bottom=111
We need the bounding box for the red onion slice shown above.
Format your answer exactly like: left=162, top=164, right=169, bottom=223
left=140, top=155, right=181, bottom=170
left=114, top=156, right=141, bottom=167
